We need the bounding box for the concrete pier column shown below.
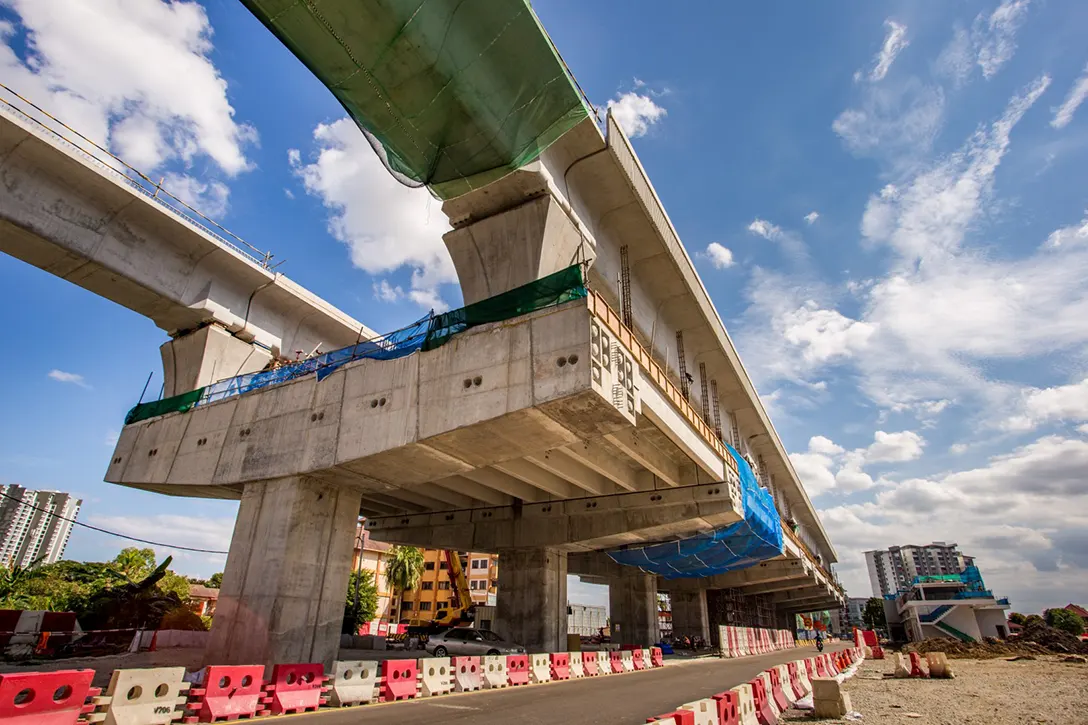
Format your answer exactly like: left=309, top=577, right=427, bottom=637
left=609, top=570, right=659, bottom=647
left=160, top=324, right=271, bottom=397
left=494, top=547, right=568, bottom=653
left=670, top=586, right=711, bottom=642
left=205, top=476, right=360, bottom=668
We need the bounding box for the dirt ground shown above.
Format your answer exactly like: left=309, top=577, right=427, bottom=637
left=782, top=654, right=1088, bottom=725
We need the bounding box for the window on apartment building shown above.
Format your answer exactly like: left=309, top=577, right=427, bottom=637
left=471, top=559, right=488, bottom=570
left=469, top=580, right=480, bottom=590
left=424, top=562, right=435, bottom=571
left=438, top=581, right=450, bottom=590
left=401, top=601, right=412, bottom=610
left=419, top=602, right=432, bottom=611
left=421, top=581, right=434, bottom=590
left=491, top=579, right=498, bottom=589
left=439, top=562, right=448, bottom=570
left=437, top=600, right=448, bottom=609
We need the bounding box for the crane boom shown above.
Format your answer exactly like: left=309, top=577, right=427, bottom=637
left=444, top=550, right=472, bottom=610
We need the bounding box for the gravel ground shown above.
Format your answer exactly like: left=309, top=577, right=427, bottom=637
left=782, top=655, right=1088, bottom=725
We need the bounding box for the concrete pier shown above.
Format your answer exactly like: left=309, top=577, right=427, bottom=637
left=205, top=476, right=360, bottom=668
left=670, top=587, right=711, bottom=642
left=493, top=548, right=568, bottom=653
left=609, top=570, right=659, bottom=647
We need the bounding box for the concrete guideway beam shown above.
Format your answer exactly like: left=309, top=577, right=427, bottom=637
left=364, top=480, right=742, bottom=552
left=0, top=108, right=370, bottom=395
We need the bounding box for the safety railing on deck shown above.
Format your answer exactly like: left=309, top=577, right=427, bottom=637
left=586, top=290, right=737, bottom=478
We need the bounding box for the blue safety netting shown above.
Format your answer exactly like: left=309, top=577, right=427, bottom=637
left=606, top=443, right=783, bottom=579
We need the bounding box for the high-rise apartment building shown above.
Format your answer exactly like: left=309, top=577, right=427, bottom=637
left=865, top=542, right=973, bottom=597
left=0, top=484, right=81, bottom=567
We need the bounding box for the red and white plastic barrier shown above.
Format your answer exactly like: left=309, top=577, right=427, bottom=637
left=718, top=626, right=797, bottom=659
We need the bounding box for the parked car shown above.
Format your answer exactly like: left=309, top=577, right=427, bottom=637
left=425, top=627, right=526, bottom=657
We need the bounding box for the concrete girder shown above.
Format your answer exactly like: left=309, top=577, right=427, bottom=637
left=772, top=586, right=828, bottom=605
left=461, top=467, right=548, bottom=503
left=492, top=458, right=580, bottom=498
left=525, top=449, right=618, bottom=496
left=605, top=428, right=694, bottom=488
left=432, top=475, right=514, bottom=506
left=736, top=577, right=820, bottom=596
left=557, top=441, right=649, bottom=492
left=364, top=480, right=742, bottom=553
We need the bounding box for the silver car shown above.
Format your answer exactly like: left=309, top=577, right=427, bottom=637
left=425, top=628, right=526, bottom=657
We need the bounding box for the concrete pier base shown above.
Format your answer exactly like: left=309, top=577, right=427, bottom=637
left=494, top=547, right=568, bottom=653
left=610, top=570, right=659, bottom=646
left=204, top=476, right=360, bottom=668
left=670, top=586, right=711, bottom=642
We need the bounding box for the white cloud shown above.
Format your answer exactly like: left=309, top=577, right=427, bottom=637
left=779, top=302, right=876, bottom=366
left=88, top=513, right=233, bottom=568
left=0, top=0, right=255, bottom=178
left=161, top=172, right=230, bottom=218
left=803, top=212, right=819, bottom=225
left=606, top=92, right=667, bottom=138
left=865, top=430, right=925, bottom=463
left=748, top=219, right=783, bottom=241
left=1052, top=64, right=1088, bottom=129
left=832, top=79, right=945, bottom=164
left=974, top=0, right=1031, bottom=80
left=869, top=20, right=909, bottom=82
left=823, top=433, right=1088, bottom=611
left=1044, top=216, right=1088, bottom=248
left=105, top=430, right=119, bottom=447
left=1078, top=424, right=1088, bottom=436
left=48, top=369, right=88, bottom=388
left=373, top=279, right=404, bottom=303
left=808, top=435, right=844, bottom=456
left=1003, top=378, right=1088, bottom=432
left=949, top=443, right=969, bottom=454
left=790, top=451, right=839, bottom=497
left=291, top=119, right=456, bottom=310
left=704, top=242, right=735, bottom=269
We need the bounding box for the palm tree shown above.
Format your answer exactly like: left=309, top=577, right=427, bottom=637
left=385, top=546, right=425, bottom=617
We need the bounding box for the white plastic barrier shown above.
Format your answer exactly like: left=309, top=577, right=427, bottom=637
left=639, top=648, right=651, bottom=670
left=595, top=651, right=610, bottom=674
left=776, top=664, right=796, bottom=704
left=328, top=660, right=380, bottom=706
left=734, top=683, right=758, bottom=725
left=103, top=667, right=190, bottom=725
left=482, top=655, right=507, bottom=689
left=759, top=671, right=780, bottom=717
left=568, top=652, right=584, bottom=679
left=680, top=698, right=718, bottom=725
left=796, top=659, right=812, bottom=696
left=529, top=654, right=551, bottom=684
left=420, top=657, right=452, bottom=697
left=453, top=657, right=482, bottom=692
left=620, top=650, right=634, bottom=672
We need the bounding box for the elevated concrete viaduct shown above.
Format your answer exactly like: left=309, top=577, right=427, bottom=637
left=2, top=91, right=843, bottom=668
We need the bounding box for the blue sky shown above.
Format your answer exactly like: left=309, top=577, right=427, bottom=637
left=1, top=0, right=1086, bottom=614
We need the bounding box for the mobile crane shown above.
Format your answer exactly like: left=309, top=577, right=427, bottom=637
left=400, top=550, right=477, bottom=632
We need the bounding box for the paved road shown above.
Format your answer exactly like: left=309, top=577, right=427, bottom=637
left=292, top=643, right=848, bottom=725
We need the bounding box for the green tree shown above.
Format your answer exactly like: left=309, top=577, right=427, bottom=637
left=1024, top=614, right=1045, bottom=627
left=385, top=546, right=425, bottom=593
left=1008, top=612, right=1027, bottom=626
left=208, top=572, right=223, bottom=589
left=862, top=597, right=886, bottom=631
left=1045, top=608, right=1085, bottom=636
left=343, top=570, right=379, bottom=634
left=112, top=547, right=157, bottom=581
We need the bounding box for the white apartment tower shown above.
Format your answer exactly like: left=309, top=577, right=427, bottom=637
left=0, top=484, right=81, bottom=568
left=865, top=542, right=974, bottom=597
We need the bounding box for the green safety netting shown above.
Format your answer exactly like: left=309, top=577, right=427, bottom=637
left=124, top=266, right=587, bottom=426
left=241, top=0, right=590, bottom=200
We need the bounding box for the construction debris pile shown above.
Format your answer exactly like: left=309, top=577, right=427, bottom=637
left=904, top=622, right=1088, bottom=659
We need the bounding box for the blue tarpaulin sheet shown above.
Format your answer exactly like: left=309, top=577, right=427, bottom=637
left=607, top=443, right=783, bottom=579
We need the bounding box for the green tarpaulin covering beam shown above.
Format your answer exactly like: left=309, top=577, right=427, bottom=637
left=242, top=0, right=590, bottom=199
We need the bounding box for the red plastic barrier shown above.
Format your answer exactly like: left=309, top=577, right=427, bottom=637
left=650, top=647, right=664, bottom=668
left=909, top=652, right=928, bottom=678
left=863, top=630, right=878, bottom=646
left=582, top=653, right=599, bottom=677
left=768, top=668, right=790, bottom=711
left=786, top=662, right=805, bottom=699
left=804, top=657, right=816, bottom=679
left=0, top=670, right=97, bottom=725
left=549, top=653, right=570, bottom=681
left=506, top=655, right=530, bottom=686
left=749, top=677, right=777, bottom=725
left=647, top=711, right=696, bottom=725
left=631, top=649, right=645, bottom=671
left=187, top=665, right=264, bottom=722
left=609, top=650, right=624, bottom=674
left=380, top=659, right=418, bottom=701
left=872, top=644, right=885, bottom=659
left=261, top=663, right=326, bottom=715
left=814, top=656, right=828, bottom=677
left=712, top=690, right=740, bottom=725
